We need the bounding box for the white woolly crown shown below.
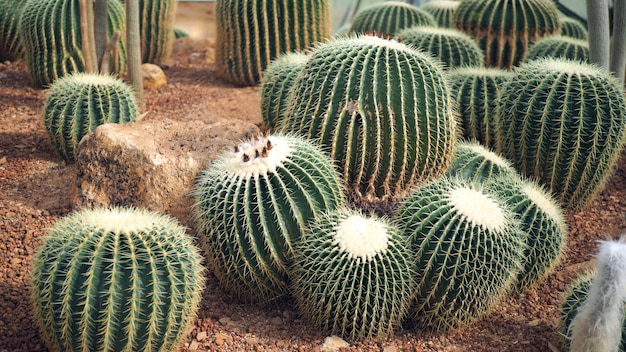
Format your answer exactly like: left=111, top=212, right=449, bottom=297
left=334, top=214, right=390, bottom=262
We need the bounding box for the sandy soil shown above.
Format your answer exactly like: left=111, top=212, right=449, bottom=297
left=2, top=39, right=626, bottom=352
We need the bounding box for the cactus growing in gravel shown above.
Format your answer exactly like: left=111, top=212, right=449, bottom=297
left=280, top=35, right=457, bottom=203
left=420, top=0, right=459, bottom=28
left=396, top=177, right=526, bottom=331
left=0, top=0, right=25, bottom=61
left=445, top=141, right=516, bottom=182
left=485, top=174, right=568, bottom=290
left=215, top=0, right=331, bottom=86
left=524, top=36, right=589, bottom=63
left=497, top=58, right=626, bottom=209
left=30, top=207, right=205, bottom=352
left=291, top=208, right=415, bottom=340
left=447, top=67, right=513, bottom=148
left=43, top=73, right=138, bottom=163
left=349, top=1, right=436, bottom=37
left=395, top=26, right=484, bottom=69
left=192, top=134, right=345, bottom=302
left=454, top=0, right=560, bottom=69
left=261, top=52, right=308, bottom=130
left=18, top=0, right=126, bottom=87
left=560, top=17, right=588, bottom=40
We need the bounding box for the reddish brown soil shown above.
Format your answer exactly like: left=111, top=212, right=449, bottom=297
left=2, top=42, right=626, bottom=352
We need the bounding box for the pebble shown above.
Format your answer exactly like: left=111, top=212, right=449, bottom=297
left=188, top=341, right=199, bottom=350
left=214, top=332, right=232, bottom=346
left=320, top=335, right=350, bottom=351
left=245, top=336, right=260, bottom=345
left=270, top=316, right=283, bottom=325
left=196, top=331, right=207, bottom=341
left=383, top=346, right=399, bottom=352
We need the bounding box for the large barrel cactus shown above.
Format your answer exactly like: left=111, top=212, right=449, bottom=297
left=395, top=26, right=484, bottom=69
left=485, top=175, right=568, bottom=290
left=192, top=133, right=345, bottom=302
left=0, top=0, right=25, bottom=61
left=261, top=52, right=308, bottom=130
left=559, top=17, right=588, bottom=40
left=524, top=35, right=589, bottom=63
left=18, top=0, right=126, bottom=87
left=447, top=66, right=513, bottom=148
left=454, top=0, right=560, bottom=69
left=291, top=208, right=415, bottom=340
left=497, top=58, right=626, bottom=209
left=396, top=177, right=526, bottom=331
left=281, top=35, right=457, bottom=203
left=445, top=141, right=516, bottom=182
left=215, top=0, right=331, bottom=86
left=420, top=0, right=459, bottom=28
left=31, top=207, right=205, bottom=352
left=43, top=73, right=139, bottom=163
left=138, top=0, right=177, bottom=64
left=349, top=1, right=436, bottom=37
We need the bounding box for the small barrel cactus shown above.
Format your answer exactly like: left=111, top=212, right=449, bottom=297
left=420, top=0, right=460, bottom=28
left=445, top=141, right=516, bottom=182
left=0, top=0, right=25, bottom=61
left=349, top=1, right=436, bottom=37
left=447, top=66, right=513, bottom=149
left=18, top=0, right=126, bottom=87
left=31, top=207, right=206, bottom=352
left=43, top=73, right=139, bottom=163
left=395, top=26, right=484, bottom=69
left=215, top=0, right=332, bottom=86
left=138, top=0, right=178, bottom=64
left=291, top=208, right=415, bottom=340
left=524, top=35, right=589, bottom=63
left=454, top=0, right=560, bottom=69
left=280, top=35, right=457, bottom=203
left=497, top=58, right=626, bottom=209
left=485, top=174, right=568, bottom=290
left=261, top=52, right=308, bottom=130
left=560, top=17, right=588, bottom=40
left=396, top=176, right=526, bottom=331
left=192, top=133, right=345, bottom=302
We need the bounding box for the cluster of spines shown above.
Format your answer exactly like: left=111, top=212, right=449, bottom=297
left=445, top=141, right=516, bottom=182
left=559, top=17, right=588, bottom=40
left=524, top=35, right=589, bottom=63
left=420, top=0, right=460, bottom=28
left=349, top=1, right=436, bottom=37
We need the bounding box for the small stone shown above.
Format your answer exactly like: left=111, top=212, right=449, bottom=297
left=270, top=316, right=282, bottom=325
left=383, top=346, right=399, bottom=352
left=142, top=63, right=167, bottom=90
left=528, top=319, right=542, bottom=327
left=219, top=317, right=233, bottom=325
left=320, top=335, right=350, bottom=351
left=245, top=336, right=260, bottom=345
left=196, top=331, right=207, bottom=341
left=188, top=341, right=199, bottom=350
left=214, top=332, right=232, bottom=345
left=0, top=156, right=6, bottom=165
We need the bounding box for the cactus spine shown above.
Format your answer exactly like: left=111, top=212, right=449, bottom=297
left=420, top=0, right=459, bottom=28
left=192, top=134, right=345, bottom=302
left=0, top=0, right=25, bottom=61
left=215, top=0, right=332, bottom=86
left=454, top=0, right=560, bottom=69
left=349, top=1, right=436, bottom=37
left=447, top=67, right=513, bottom=149
left=18, top=0, right=126, bottom=87
left=395, top=26, right=484, bottom=69
left=43, top=73, right=139, bottom=163
left=30, top=207, right=205, bottom=352
left=396, top=177, right=526, bottom=331
left=497, top=58, right=626, bottom=209
left=485, top=175, right=568, bottom=290
left=445, top=141, right=516, bottom=182
left=281, top=36, right=457, bottom=203
left=261, top=52, right=308, bottom=130
left=291, top=208, right=415, bottom=340
left=560, top=17, right=588, bottom=40
left=525, top=36, right=589, bottom=63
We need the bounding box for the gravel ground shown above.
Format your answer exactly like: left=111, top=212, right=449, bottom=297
left=2, top=42, right=626, bottom=352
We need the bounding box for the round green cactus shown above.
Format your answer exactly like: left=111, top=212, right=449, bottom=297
left=447, top=66, right=513, bottom=149
left=445, top=141, right=516, bottom=182
left=31, top=207, right=206, bottom=352
left=291, top=208, right=415, bottom=340
left=395, top=26, right=484, bottom=69
left=525, top=35, right=588, bottom=63
left=261, top=52, right=308, bottom=130
left=349, top=1, right=436, bottom=37
left=192, top=133, right=345, bottom=302
left=280, top=35, right=457, bottom=203
left=497, top=58, right=626, bottom=209
left=215, top=0, right=331, bottom=86
left=0, top=0, right=25, bottom=61
left=18, top=0, right=126, bottom=87
left=43, top=73, right=138, bottom=163
left=138, top=0, right=177, bottom=64
left=454, top=0, right=560, bottom=69
left=485, top=175, right=568, bottom=290
left=396, top=176, right=526, bottom=331
left=559, top=17, right=588, bottom=40
left=420, top=0, right=459, bottom=28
